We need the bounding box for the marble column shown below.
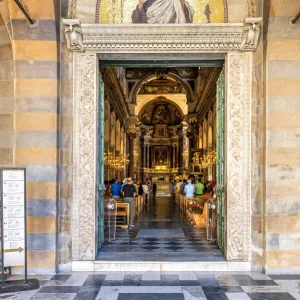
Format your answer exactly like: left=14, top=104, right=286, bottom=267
left=173, top=145, right=175, bottom=168
left=147, top=145, right=150, bottom=168
left=143, top=142, right=147, bottom=169
left=127, top=132, right=136, bottom=178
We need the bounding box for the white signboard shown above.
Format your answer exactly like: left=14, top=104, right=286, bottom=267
left=2, top=169, right=26, bottom=267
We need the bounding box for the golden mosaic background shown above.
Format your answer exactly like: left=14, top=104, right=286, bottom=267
left=98, top=0, right=226, bottom=24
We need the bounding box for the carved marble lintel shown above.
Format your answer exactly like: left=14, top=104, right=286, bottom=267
left=79, top=22, right=262, bottom=53
left=241, top=18, right=262, bottom=51
left=63, top=19, right=84, bottom=52
left=72, top=53, right=98, bottom=261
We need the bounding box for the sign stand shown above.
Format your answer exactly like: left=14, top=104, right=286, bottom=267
left=0, top=168, right=39, bottom=293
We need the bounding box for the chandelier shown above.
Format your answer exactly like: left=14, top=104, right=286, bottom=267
left=193, top=150, right=216, bottom=168
left=104, top=151, right=129, bottom=170
left=200, top=150, right=216, bottom=168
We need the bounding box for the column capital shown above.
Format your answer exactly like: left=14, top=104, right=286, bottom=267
left=127, top=132, right=136, bottom=140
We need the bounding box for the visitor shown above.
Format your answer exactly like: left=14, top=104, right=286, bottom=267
left=184, top=179, right=195, bottom=210
left=179, top=179, right=187, bottom=209
left=184, top=179, right=195, bottom=198
left=152, top=182, right=157, bottom=197
left=206, top=181, right=212, bottom=194
left=172, top=181, right=177, bottom=202
left=104, top=180, right=110, bottom=196
left=122, top=178, right=137, bottom=227
left=195, top=180, right=204, bottom=196
left=180, top=179, right=187, bottom=195
left=111, top=179, right=121, bottom=199
left=142, top=181, right=149, bottom=204
left=121, top=177, right=127, bottom=193
left=176, top=179, right=182, bottom=205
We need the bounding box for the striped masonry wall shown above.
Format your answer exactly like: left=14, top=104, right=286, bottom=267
left=4, top=0, right=59, bottom=273
left=0, top=9, right=14, bottom=166
left=57, top=0, right=73, bottom=271
left=265, top=0, right=300, bottom=273
left=250, top=0, right=265, bottom=271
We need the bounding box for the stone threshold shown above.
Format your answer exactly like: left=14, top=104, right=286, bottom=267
left=72, top=261, right=251, bottom=272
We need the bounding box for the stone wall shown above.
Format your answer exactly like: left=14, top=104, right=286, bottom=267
left=0, top=8, right=14, bottom=166
left=250, top=0, right=264, bottom=272
left=58, top=0, right=73, bottom=272
left=0, top=0, right=60, bottom=274
left=264, top=0, right=300, bottom=273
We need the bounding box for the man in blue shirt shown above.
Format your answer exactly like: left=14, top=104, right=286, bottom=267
left=111, top=179, right=122, bottom=198
left=184, top=179, right=195, bottom=198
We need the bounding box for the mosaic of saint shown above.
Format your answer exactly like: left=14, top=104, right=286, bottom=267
left=98, top=0, right=227, bottom=24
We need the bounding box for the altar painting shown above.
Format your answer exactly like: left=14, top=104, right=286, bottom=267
left=154, top=146, right=169, bottom=167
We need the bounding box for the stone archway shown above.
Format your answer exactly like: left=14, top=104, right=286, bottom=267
left=67, top=20, right=260, bottom=270
left=129, top=71, right=195, bottom=104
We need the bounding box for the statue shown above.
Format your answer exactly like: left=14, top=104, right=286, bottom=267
left=141, top=109, right=151, bottom=124
left=145, top=127, right=154, bottom=137
left=241, top=18, right=261, bottom=49
left=132, top=0, right=194, bottom=24
left=63, top=19, right=84, bottom=52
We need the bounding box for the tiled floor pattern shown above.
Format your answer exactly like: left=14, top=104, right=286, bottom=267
left=3, top=272, right=300, bottom=300
left=98, top=197, right=224, bottom=261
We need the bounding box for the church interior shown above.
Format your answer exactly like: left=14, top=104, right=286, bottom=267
left=100, top=64, right=225, bottom=261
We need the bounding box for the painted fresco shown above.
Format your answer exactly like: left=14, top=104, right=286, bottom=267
left=98, top=0, right=227, bottom=24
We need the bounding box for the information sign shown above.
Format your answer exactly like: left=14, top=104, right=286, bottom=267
left=0, top=168, right=40, bottom=293
left=1, top=170, right=26, bottom=268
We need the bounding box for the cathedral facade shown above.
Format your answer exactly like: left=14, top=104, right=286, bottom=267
left=0, top=0, right=299, bottom=274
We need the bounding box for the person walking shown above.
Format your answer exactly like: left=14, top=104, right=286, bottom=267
left=122, top=178, right=137, bottom=227
left=142, top=181, right=149, bottom=204
left=152, top=182, right=157, bottom=198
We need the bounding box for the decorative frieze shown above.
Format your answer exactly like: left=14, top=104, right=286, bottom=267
left=225, top=52, right=252, bottom=261
left=63, top=19, right=261, bottom=53
left=72, top=53, right=98, bottom=260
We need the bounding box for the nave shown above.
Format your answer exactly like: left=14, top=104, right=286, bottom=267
left=97, top=196, right=224, bottom=262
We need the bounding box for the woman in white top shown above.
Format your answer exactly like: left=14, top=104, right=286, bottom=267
left=142, top=182, right=149, bottom=203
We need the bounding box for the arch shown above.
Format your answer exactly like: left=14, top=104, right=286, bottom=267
left=130, top=72, right=194, bottom=104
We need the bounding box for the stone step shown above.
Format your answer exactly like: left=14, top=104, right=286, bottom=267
left=72, top=261, right=251, bottom=272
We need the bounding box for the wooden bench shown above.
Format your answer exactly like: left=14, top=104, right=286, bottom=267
left=104, top=197, right=130, bottom=229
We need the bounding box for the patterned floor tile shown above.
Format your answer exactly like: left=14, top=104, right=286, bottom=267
left=182, top=286, right=207, bottom=300
left=73, top=286, right=101, bottom=300
left=226, top=293, right=251, bottom=300
left=83, top=275, right=107, bottom=287
left=0, top=272, right=297, bottom=300
left=117, top=294, right=184, bottom=300
left=247, top=293, right=297, bottom=300
left=202, top=286, right=229, bottom=300
left=30, top=293, right=77, bottom=300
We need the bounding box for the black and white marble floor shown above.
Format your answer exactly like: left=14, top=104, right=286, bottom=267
left=4, top=272, right=300, bottom=300
left=98, top=196, right=224, bottom=262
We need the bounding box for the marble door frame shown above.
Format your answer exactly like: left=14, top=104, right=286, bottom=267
left=66, top=20, right=261, bottom=267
